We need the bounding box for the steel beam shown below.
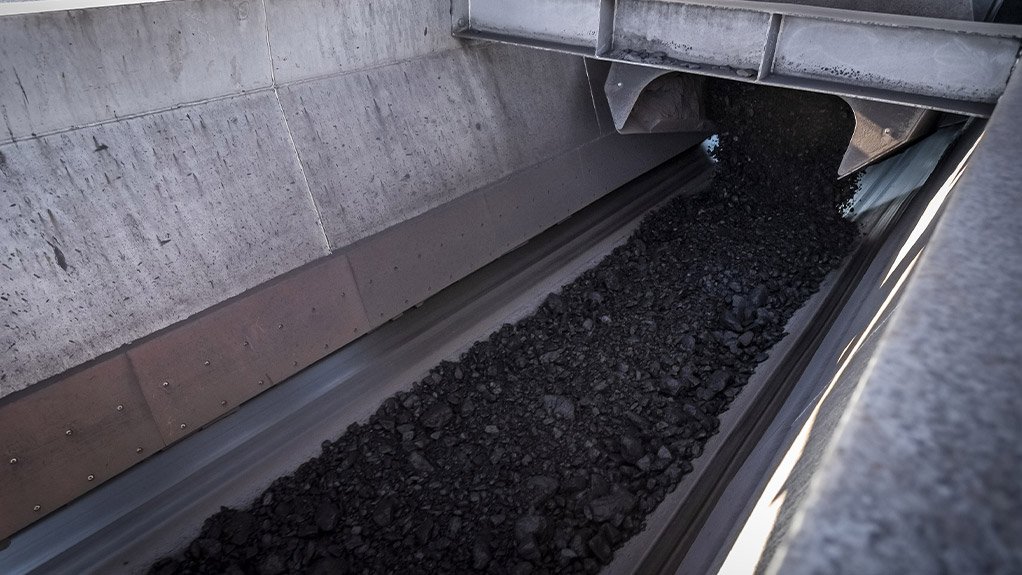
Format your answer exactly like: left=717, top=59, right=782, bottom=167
left=453, top=0, right=1022, bottom=116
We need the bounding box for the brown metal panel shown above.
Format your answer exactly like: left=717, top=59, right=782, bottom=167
left=0, top=354, right=164, bottom=540
left=484, top=148, right=587, bottom=254
left=347, top=193, right=499, bottom=324
left=130, top=254, right=369, bottom=444
left=578, top=132, right=706, bottom=204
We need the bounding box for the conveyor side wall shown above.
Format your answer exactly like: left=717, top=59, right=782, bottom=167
left=0, top=0, right=702, bottom=539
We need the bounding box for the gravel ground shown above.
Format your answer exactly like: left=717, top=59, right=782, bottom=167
left=149, top=81, right=858, bottom=575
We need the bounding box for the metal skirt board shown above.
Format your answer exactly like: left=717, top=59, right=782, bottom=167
left=0, top=149, right=712, bottom=574
left=0, top=354, right=165, bottom=540
left=577, top=132, right=706, bottom=204
left=128, top=255, right=371, bottom=445
left=453, top=0, right=1022, bottom=116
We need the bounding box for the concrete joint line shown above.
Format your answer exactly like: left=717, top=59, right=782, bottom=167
left=0, top=87, right=276, bottom=147
left=272, top=43, right=472, bottom=91
left=259, top=0, right=331, bottom=252
left=273, top=90, right=331, bottom=252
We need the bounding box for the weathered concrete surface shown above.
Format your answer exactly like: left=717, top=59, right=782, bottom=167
left=0, top=0, right=700, bottom=404
left=265, top=0, right=458, bottom=83
left=774, top=79, right=1022, bottom=574
left=0, top=92, right=328, bottom=397
left=280, top=44, right=599, bottom=248
left=0, top=0, right=269, bottom=142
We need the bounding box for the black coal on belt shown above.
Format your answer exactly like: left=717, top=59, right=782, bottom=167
left=149, top=81, right=858, bottom=575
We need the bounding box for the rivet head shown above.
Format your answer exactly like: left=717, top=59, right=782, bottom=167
left=258, top=380, right=265, bottom=386
left=9, top=458, right=17, bottom=464
left=180, top=423, right=187, bottom=429
left=65, top=429, right=73, bottom=436
left=33, top=505, right=41, bottom=512
left=277, top=324, right=284, bottom=330
left=87, top=474, right=95, bottom=481
left=116, top=404, right=124, bottom=411
left=204, top=360, right=211, bottom=366
left=136, top=447, right=144, bottom=454
left=162, top=381, right=170, bottom=388
left=220, top=400, right=228, bottom=407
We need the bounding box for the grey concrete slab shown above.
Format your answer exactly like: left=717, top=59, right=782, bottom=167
left=0, top=0, right=270, bottom=142
left=775, top=79, right=1022, bottom=573
left=279, top=43, right=600, bottom=249
left=0, top=92, right=328, bottom=398
left=264, top=0, right=458, bottom=84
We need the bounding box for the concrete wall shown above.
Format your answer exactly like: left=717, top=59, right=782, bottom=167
left=0, top=0, right=694, bottom=399
left=0, top=0, right=703, bottom=537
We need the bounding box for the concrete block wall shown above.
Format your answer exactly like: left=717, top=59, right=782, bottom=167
left=0, top=0, right=701, bottom=538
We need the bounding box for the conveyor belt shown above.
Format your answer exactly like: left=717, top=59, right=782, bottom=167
left=610, top=122, right=978, bottom=574
left=0, top=122, right=974, bottom=575
left=0, top=151, right=712, bottom=575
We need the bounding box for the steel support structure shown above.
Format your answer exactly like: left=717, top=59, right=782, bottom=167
left=452, top=0, right=1022, bottom=116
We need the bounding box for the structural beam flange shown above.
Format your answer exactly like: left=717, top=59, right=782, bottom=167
left=453, top=0, right=1022, bottom=117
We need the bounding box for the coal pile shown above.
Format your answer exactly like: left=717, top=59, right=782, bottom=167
left=149, top=81, right=858, bottom=575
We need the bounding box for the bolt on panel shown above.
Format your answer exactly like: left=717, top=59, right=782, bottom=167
left=0, top=354, right=164, bottom=540
left=128, top=255, right=369, bottom=444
